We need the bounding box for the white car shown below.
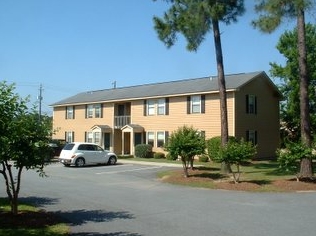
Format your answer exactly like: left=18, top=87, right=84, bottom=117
left=59, top=142, right=117, bottom=167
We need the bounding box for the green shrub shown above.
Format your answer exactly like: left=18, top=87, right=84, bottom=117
left=206, top=136, right=237, bottom=159
left=277, top=141, right=314, bottom=173
left=166, top=152, right=178, bottom=160
left=135, top=144, right=152, bottom=158
left=118, top=155, right=134, bottom=159
left=154, top=152, right=165, bottom=159
left=198, top=154, right=209, bottom=162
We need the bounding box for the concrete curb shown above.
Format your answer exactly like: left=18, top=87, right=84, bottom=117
left=118, top=159, right=183, bottom=168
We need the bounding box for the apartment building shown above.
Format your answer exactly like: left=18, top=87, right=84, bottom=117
left=51, top=71, right=282, bottom=159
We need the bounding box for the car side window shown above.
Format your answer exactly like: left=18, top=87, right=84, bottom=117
left=96, top=146, right=103, bottom=151
left=86, top=144, right=96, bottom=151
left=78, top=144, right=88, bottom=151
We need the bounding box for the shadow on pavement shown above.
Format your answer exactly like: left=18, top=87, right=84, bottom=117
left=70, top=232, right=142, bottom=236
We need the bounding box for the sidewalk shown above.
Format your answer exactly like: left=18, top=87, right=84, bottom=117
left=118, top=158, right=183, bottom=168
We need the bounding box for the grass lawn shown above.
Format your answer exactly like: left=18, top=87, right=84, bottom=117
left=0, top=198, right=69, bottom=236
left=123, top=158, right=316, bottom=192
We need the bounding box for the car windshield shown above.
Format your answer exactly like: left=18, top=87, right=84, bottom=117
left=63, top=143, right=75, bottom=150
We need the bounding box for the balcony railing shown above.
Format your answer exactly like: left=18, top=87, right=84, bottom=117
left=114, top=116, right=131, bottom=129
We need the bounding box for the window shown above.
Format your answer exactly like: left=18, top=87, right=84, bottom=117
left=246, top=95, right=257, bottom=114
left=94, top=104, right=101, bottom=118
left=65, top=131, right=74, bottom=143
left=66, top=106, right=74, bottom=119
left=94, top=132, right=101, bottom=145
left=86, top=132, right=93, bottom=143
left=191, top=95, right=201, bottom=113
left=144, top=98, right=168, bottom=116
left=86, top=104, right=103, bottom=118
left=147, top=132, right=155, bottom=147
left=157, top=99, right=166, bottom=115
left=147, top=100, right=155, bottom=115
left=247, top=130, right=257, bottom=145
left=187, top=95, right=205, bottom=114
left=85, top=131, right=101, bottom=144
left=157, top=131, right=168, bottom=148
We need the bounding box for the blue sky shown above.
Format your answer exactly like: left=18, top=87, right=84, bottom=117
left=0, top=0, right=304, bottom=114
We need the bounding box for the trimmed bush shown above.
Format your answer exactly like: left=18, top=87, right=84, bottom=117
left=135, top=144, right=152, bottom=158
left=118, top=155, right=134, bottom=159
left=198, top=154, right=209, bottom=162
left=166, top=152, right=178, bottom=160
left=206, top=136, right=237, bottom=159
left=154, top=152, right=165, bottom=159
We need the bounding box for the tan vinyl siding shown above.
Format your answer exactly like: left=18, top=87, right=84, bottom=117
left=234, top=76, right=280, bottom=158
left=130, top=93, right=235, bottom=153
left=53, top=103, right=114, bottom=142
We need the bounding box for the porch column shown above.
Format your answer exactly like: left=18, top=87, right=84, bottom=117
left=130, top=131, right=134, bottom=155
left=122, top=132, right=125, bottom=155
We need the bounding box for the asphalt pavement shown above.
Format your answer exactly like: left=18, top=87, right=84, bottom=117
left=1, top=161, right=315, bottom=236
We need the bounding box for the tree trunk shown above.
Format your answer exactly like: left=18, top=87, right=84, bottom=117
left=212, top=19, right=230, bottom=173
left=299, top=158, right=313, bottom=179
left=181, top=157, right=189, bottom=178
left=297, top=8, right=313, bottom=178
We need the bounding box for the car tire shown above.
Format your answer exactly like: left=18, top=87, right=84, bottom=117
left=75, top=158, right=85, bottom=167
left=108, top=156, right=117, bottom=165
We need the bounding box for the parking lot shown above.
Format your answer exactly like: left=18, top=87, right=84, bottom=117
left=1, top=161, right=316, bottom=236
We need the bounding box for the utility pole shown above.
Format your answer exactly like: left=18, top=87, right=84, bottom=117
left=38, top=84, right=43, bottom=122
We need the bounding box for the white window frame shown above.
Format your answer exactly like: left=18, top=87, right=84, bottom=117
left=147, top=100, right=155, bottom=116
left=157, top=99, right=166, bottom=115
left=94, top=104, right=101, bottom=118
left=94, top=132, right=101, bottom=145
left=191, top=95, right=201, bottom=113
left=87, top=105, right=94, bottom=118
left=66, top=106, right=74, bottom=119
left=86, top=131, right=93, bottom=143
left=87, top=104, right=102, bottom=118
left=157, top=131, right=165, bottom=148
left=147, top=132, right=155, bottom=147
left=65, top=131, right=74, bottom=143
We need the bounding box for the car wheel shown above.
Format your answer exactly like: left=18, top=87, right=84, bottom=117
left=108, top=156, right=117, bottom=165
left=75, top=158, right=85, bottom=167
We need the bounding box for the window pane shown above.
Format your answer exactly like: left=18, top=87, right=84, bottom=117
left=66, top=106, right=73, bottom=119
left=147, top=100, right=155, bottom=115
left=157, top=131, right=165, bottom=147
left=191, top=95, right=201, bottom=113
left=65, top=132, right=73, bottom=143
left=147, top=132, right=155, bottom=147
left=95, top=104, right=101, bottom=118
left=248, top=95, right=256, bottom=114
left=157, top=99, right=165, bottom=115
left=94, top=132, right=101, bottom=144
left=86, top=132, right=93, bottom=143
left=87, top=105, right=94, bottom=118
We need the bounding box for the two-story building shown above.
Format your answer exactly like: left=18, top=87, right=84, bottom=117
left=51, top=71, right=282, bottom=159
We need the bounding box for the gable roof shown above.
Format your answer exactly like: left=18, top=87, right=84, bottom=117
left=51, top=71, right=279, bottom=107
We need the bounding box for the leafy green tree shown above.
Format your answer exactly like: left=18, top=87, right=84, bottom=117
left=0, top=82, right=52, bottom=215
left=152, top=1, right=245, bottom=170
left=277, top=142, right=315, bottom=181
left=252, top=0, right=314, bottom=178
left=165, top=125, right=205, bottom=177
left=210, top=139, right=257, bottom=183
left=270, top=23, right=316, bottom=144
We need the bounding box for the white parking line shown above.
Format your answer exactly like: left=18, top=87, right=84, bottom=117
left=95, top=166, right=162, bottom=175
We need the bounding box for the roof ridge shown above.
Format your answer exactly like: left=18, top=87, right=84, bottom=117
left=85, top=71, right=260, bottom=94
